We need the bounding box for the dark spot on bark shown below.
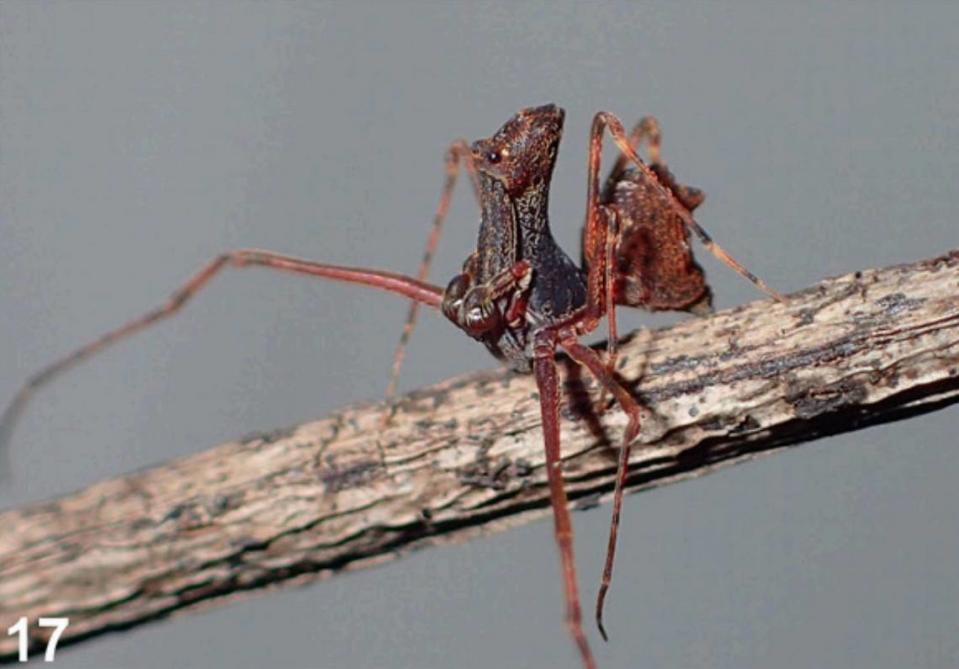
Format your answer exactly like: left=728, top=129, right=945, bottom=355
left=513, top=458, right=533, bottom=477
left=877, top=292, right=924, bottom=317
left=718, top=341, right=747, bottom=362
left=650, top=354, right=708, bottom=375
left=459, top=455, right=514, bottom=490
left=164, top=504, right=188, bottom=522
left=161, top=501, right=210, bottom=529
left=321, top=459, right=379, bottom=493
left=476, top=381, right=497, bottom=397
left=729, top=414, right=761, bottom=436
left=420, top=508, right=433, bottom=521
left=923, top=250, right=959, bottom=272
left=796, top=308, right=816, bottom=326
left=698, top=417, right=725, bottom=432
left=239, top=425, right=297, bottom=445
left=226, top=552, right=247, bottom=569
left=430, top=388, right=451, bottom=410
left=209, top=493, right=238, bottom=516
left=787, top=378, right=868, bottom=420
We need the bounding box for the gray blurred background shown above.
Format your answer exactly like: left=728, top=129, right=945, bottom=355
left=1, top=2, right=957, bottom=668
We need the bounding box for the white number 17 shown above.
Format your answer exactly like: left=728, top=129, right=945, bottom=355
left=7, top=617, right=69, bottom=662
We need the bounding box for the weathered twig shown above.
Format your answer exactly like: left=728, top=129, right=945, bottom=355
left=1, top=250, right=957, bottom=658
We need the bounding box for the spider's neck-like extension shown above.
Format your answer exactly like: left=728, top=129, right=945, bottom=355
left=475, top=174, right=550, bottom=274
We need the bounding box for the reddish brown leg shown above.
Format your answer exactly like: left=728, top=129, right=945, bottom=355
left=580, top=112, right=783, bottom=639
left=559, top=335, right=641, bottom=642
left=442, top=260, right=532, bottom=337
left=382, top=141, right=481, bottom=419
left=533, top=331, right=597, bottom=669
left=638, top=116, right=662, bottom=165
left=601, top=207, right=621, bottom=389
left=0, top=249, right=444, bottom=453
left=593, top=116, right=661, bottom=394
left=590, top=112, right=783, bottom=302
left=583, top=205, right=622, bottom=417
left=601, top=115, right=662, bottom=201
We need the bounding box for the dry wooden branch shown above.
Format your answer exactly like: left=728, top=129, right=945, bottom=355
left=1, top=250, right=958, bottom=658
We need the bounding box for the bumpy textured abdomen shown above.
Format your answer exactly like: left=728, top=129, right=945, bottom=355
left=609, top=167, right=710, bottom=312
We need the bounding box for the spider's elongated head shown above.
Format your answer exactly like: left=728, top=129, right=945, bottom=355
left=471, top=104, right=565, bottom=194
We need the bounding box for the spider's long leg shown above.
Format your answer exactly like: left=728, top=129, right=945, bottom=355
left=382, top=141, right=480, bottom=415
left=592, top=111, right=783, bottom=301
left=589, top=115, right=663, bottom=381
left=0, top=249, right=443, bottom=455
left=581, top=118, right=629, bottom=408
left=559, top=336, right=641, bottom=642
left=681, top=219, right=782, bottom=299
left=533, top=331, right=597, bottom=669
left=602, top=209, right=621, bottom=385
left=600, top=115, right=662, bottom=201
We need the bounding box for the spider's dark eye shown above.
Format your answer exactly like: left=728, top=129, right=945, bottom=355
left=486, top=150, right=501, bottom=164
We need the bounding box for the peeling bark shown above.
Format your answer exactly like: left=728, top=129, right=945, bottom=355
left=1, top=250, right=957, bottom=658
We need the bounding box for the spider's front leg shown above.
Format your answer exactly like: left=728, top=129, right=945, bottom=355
left=441, top=258, right=532, bottom=336
left=528, top=326, right=643, bottom=668
left=532, top=328, right=597, bottom=669
left=0, top=250, right=446, bottom=458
